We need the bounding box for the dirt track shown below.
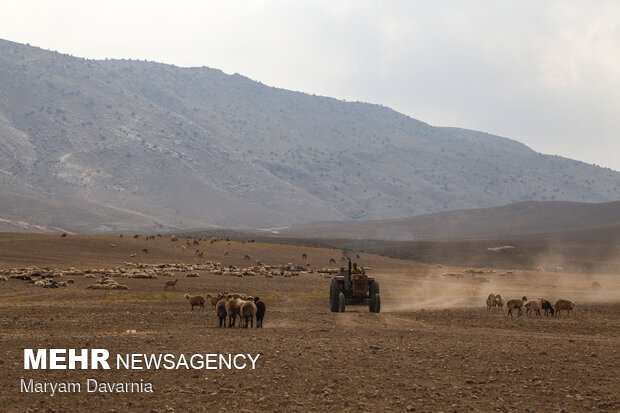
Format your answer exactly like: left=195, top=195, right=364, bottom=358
left=0, top=234, right=619, bottom=412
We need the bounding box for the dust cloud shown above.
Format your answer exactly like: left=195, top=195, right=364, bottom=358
left=381, top=265, right=620, bottom=312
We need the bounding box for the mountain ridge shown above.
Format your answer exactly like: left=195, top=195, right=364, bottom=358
left=1, top=38, right=619, bottom=233
left=275, top=200, right=620, bottom=240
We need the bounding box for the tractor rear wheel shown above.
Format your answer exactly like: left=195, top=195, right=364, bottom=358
left=338, top=292, right=346, bottom=312
left=329, top=279, right=340, bottom=312
left=369, top=281, right=380, bottom=312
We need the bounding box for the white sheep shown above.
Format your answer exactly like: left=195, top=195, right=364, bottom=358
left=495, top=294, right=504, bottom=309
left=225, top=297, right=240, bottom=327
left=206, top=293, right=223, bottom=309
left=238, top=298, right=257, bottom=328
left=524, top=299, right=542, bottom=317
left=486, top=294, right=496, bottom=313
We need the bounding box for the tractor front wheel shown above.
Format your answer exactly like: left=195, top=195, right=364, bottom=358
left=338, top=292, right=346, bottom=312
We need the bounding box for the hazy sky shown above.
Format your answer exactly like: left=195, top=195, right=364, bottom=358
left=1, top=1, right=619, bottom=170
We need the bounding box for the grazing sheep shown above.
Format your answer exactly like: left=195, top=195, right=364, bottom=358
left=540, top=298, right=555, bottom=316
left=238, top=298, right=257, bottom=328
left=536, top=266, right=545, bottom=272
left=164, top=279, right=178, bottom=290
left=254, top=296, right=266, bottom=328
left=591, top=281, right=601, bottom=288
left=486, top=294, right=496, bottom=313
left=129, top=253, right=136, bottom=258
left=506, top=296, right=527, bottom=317
left=216, top=298, right=228, bottom=328
left=225, top=297, right=240, bottom=327
left=554, top=299, right=575, bottom=317
left=329, top=258, right=337, bottom=264
left=116, top=284, right=129, bottom=290
left=110, top=244, right=117, bottom=248
left=66, top=279, right=74, bottom=284
left=142, top=248, right=148, bottom=253
left=206, top=293, right=222, bottom=309
left=525, top=299, right=542, bottom=317
left=0, top=275, right=7, bottom=282
left=171, top=235, right=178, bottom=242
left=186, top=272, right=200, bottom=277
left=556, top=266, right=564, bottom=273
left=224, top=250, right=229, bottom=256
left=243, top=254, right=251, bottom=260
left=495, top=294, right=504, bottom=309
left=60, top=233, right=67, bottom=238
left=184, top=294, right=206, bottom=311
left=43, top=280, right=59, bottom=288
left=302, top=253, right=307, bottom=259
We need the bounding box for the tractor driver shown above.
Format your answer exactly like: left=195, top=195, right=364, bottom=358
left=351, top=263, right=362, bottom=274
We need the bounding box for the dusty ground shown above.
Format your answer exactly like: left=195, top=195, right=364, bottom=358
left=0, top=233, right=619, bottom=412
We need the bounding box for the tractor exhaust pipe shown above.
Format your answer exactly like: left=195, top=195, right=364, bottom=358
left=345, top=257, right=352, bottom=293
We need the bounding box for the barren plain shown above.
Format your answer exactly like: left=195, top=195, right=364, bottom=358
left=0, top=233, right=618, bottom=412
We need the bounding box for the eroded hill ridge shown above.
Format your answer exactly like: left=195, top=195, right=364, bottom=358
left=1, top=38, right=619, bottom=233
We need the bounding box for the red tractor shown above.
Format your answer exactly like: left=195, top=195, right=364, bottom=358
left=330, top=258, right=380, bottom=313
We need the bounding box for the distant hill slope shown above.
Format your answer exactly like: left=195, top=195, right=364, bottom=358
left=1, top=38, right=620, bottom=233
left=277, top=200, right=620, bottom=240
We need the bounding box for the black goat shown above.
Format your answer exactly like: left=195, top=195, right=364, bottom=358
left=540, top=298, right=555, bottom=316
left=216, top=299, right=227, bottom=328
left=254, top=296, right=266, bottom=328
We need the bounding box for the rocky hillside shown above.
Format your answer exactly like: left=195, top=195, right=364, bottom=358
left=1, top=38, right=619, bottom=233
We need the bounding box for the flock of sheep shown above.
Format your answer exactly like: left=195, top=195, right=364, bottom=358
left=120, top=233, right=355, bottom=278
left=2, top=263, right=270, bottom=328
left=0, top=266, right=78, bottom=287
left=486, top=293, right=576, bottom=317
left=184, top=292, right=266, bottom=329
